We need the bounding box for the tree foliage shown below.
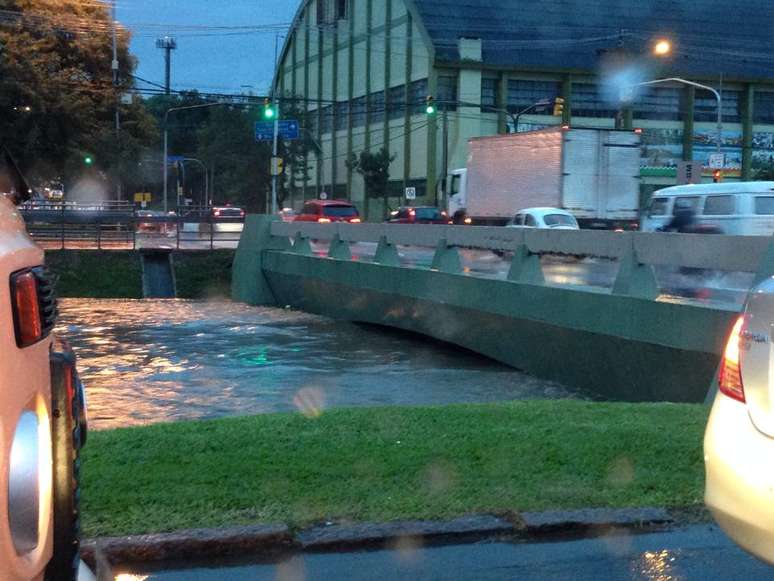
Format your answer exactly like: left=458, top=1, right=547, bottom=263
left=347, top=147, right=395, bottom=217
left=0, top=0, right=155, bottom=191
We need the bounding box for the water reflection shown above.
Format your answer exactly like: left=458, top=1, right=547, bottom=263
left=57, top=299, right=583, bottom=430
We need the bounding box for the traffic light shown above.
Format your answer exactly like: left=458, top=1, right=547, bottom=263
left=263, top=99, right=276, bottom=120
left=713, top=169, right=723, bottom=183
left=553, top=97, right=565, bottom=117
left=425, top=96, right=436, bottom=116
left=84, top=155, right=93, bottom=165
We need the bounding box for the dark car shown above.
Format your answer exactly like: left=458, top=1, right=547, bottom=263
left=294, top=200, right=361, bottom=223
left=386, top=206, right=448, bottom=224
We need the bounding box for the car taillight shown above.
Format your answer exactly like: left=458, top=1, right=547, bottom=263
left=719, top=315, right=746, bottom=402
left=11, top=270, right=42, bottom=347
left=214, top=210, right=221, bottom=217
left=318, top=217, right=331, bottom=223
left=10, top=267, right=56, bottom=348
left=350, top=218, right=361, bottom=223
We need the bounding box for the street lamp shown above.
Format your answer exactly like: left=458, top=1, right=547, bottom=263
left=622, top=77, right=722, bottom=153
left=163, top=102, right=226, bottom=213
left=653, top=39, right=672, bottom=57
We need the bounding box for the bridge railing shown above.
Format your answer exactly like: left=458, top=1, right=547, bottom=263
left=269, top=222, right=771, bottom=275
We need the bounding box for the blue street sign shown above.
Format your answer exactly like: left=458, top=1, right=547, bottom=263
left=255, top=119, right=300, bottom=142
left=167, top=155, right=185, bottom=162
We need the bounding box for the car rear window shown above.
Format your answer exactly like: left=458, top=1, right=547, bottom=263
left=648, top=197, right=669, bottom=217
left=323, top=205, right=358, bottom=217
left=702, top=195, right=734, bottom=216
left=755, top=196, right=774, bottom=215
left=544, top=213, right=577, bottom=227
left=415, top=208, right=441, bottom=220
left=215, top=208, right=243, bottom=217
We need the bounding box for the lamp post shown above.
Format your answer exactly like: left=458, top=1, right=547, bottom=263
left=623, top=77, right=722, bottom=153
left=163, top=102, right=225, bottom=213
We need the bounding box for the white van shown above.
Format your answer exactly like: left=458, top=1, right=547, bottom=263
left=641, top=182, right=774, bottom=235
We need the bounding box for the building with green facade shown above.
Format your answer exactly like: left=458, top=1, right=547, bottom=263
left=274, top=0, right=774, bottom=219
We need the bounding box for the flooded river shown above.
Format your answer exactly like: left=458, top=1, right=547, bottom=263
left=57, top=299, right=584, bottom=430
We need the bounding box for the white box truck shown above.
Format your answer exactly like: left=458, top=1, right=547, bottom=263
left=448, top=127, right=642, bottom=229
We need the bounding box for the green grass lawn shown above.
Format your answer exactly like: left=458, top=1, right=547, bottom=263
left=81, top=401, right=709, bottom=537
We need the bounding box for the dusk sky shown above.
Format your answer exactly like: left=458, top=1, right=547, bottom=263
left=117, top=1, right=299, bottom=96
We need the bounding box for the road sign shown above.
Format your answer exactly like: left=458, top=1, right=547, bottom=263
left=319, top=191, right=328, bottom=200
left=677, top=162, right=701, bottom=185
left=167, top=155, right=185, bottom=163
left=133, top=192, right=152, bottom=203
left=255, top=119, right=300, bottom=142
left=405, top=187, right=417, bottom=200
left=708, top=153, right=726, bottom=169
left=270, top=157, right=284, bottom=176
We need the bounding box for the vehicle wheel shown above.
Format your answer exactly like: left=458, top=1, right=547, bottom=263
left=45, top=359, right=84, bottom=581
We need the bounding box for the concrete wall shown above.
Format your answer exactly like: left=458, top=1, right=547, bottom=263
left=230, top=217, right=768, bottom=403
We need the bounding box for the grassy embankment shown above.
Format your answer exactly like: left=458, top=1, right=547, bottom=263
left=45, top=250, right=234, bottom=299
left=81, top=400, right=709, bottom=538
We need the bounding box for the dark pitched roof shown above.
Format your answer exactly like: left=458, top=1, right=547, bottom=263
left=412, top=0, right=774, bottom=81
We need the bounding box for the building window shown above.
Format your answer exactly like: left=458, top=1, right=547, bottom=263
left=696, top=89, right=740, bottom=123
left=437, top=75, right=458, bottom=111
left=387, top=84, right=405, bottom=120
left=409, top=79, right=428, bottom=115
left=371, top=90, right=385, bottom=124
left=320, top=104, right=333, bottom=134
left=481, top=78, right=498, bottom=109
left=754, top=91, right=774, bottom=124
left=631, top=87, right=682, bottom=121
left=308, top=108, right=319, bottom=135
left=507, top=79, right=560, bottom=112
left=316, top=0, right=346, bottom=25
left=351, top=96, right=366, bottom=128
left=334, top=101, right=349, bottom=131
left=571, top=83, right=617, bottom=118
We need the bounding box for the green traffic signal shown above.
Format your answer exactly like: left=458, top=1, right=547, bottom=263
left=84, top=156, right=93, bottom=165
left=425, top=96, right=436, bottom=116
left=263, top=99, right=276, bottom=120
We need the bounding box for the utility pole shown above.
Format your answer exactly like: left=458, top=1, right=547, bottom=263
left=156, top=36, right=177, bottom=94
left=111, top=0, right=121, bottom=200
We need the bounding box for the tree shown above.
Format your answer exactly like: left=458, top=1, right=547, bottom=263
left=0, top=0, right=155, bottom=194
left=347, top=148, right=396, bottom=219
left=197, top=105, right=272, bottom=212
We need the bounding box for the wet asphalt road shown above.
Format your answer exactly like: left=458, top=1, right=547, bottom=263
left=122, top=524, right=772, bottom=580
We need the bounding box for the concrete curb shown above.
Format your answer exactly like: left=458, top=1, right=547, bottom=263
left=83, top=508, right=677, bottom=566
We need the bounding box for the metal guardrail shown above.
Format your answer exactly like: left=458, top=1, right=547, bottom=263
left=270, top=222, right=772, bottom=274
left=20, top=204, right=244, bottom=251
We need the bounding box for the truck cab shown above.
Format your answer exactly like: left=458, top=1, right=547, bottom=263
left=0, top=150, right=89, bottom=581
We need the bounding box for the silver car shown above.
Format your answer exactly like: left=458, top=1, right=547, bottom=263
left=705, top=277, right=774, bottom=565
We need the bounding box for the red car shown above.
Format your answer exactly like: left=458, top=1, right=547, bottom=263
left=294, top=200, right=361, bottom=223
left=386, top=206, right=448, bottom=224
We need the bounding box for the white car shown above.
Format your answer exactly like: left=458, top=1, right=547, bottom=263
left=506, top=207, right=580, bottom=230
left=705, top=277, right=774, bottom=565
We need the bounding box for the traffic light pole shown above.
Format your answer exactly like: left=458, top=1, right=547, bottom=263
left=272, top=105, right=279, bottom=215
left=441, top=105, right=449, bottom=211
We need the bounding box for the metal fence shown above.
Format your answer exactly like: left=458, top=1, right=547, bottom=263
left=19, top=202, right=244, bottom=251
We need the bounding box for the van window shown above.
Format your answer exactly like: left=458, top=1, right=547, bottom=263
left=648, top=197, right=669, bottom=217
left=755, top=196, right=774, bottom=215
left=703, top=195, right=734, bottom=216
left=673, top=196, right=700, bottom=215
